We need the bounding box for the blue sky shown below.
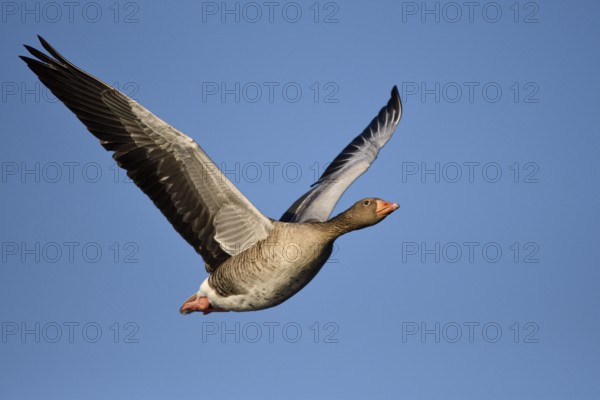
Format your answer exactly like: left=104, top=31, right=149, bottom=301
left=1, top=0, right=599, bottom=398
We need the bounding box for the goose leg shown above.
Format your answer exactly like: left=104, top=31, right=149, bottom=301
left=179, top=294, right=228, bottom=315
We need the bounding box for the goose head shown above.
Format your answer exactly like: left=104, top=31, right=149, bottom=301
left=327, top=197, right=399, bottom=236
left=354, top=197, right=399, bottom=225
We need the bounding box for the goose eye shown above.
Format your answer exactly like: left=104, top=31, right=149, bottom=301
left=363, top=200, right=370, bottom=206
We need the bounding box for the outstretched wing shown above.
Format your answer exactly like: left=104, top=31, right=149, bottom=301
left=281, top=86, right=402, bottom=223
left=20, top=36, right=273, bottom=272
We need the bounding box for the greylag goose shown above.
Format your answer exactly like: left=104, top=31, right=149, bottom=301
left=20, top=36, right=403, bottom=314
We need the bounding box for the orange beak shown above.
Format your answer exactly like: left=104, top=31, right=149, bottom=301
left=375, top=199, right=399, bottom=217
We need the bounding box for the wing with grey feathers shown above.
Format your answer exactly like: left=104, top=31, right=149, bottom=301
left=20, top=36, right=273, bottom=272
left=281, top=86, right=402, bottom=223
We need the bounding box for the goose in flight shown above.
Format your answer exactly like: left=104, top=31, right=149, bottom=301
left=20, top=36, right=403, bottom=314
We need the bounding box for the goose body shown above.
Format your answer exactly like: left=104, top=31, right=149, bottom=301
left=201, top=222, right=335, bottom=311
left=20, top=36, right=403, bottom=314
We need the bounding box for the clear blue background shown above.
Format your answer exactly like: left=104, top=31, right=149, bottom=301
left=1, top=0, right=599, bottom=398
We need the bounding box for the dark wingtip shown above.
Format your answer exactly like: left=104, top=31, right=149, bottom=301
left=38, top=35, right=54, bottom=53
left=18, top=55, right=43, bottom=69
left=391, top=85, right=401, bottom=104
left=390, top=84, right=402, bottom=116
left=23, top=44, right=51, bottom=63
left=37, top=35, right=49, bottom=47
left=34, top=35, right=70, bottom=65
left=18, top=55, right=30, bottom=66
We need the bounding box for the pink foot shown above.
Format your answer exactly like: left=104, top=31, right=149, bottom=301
left=179, top=295, right=228, bottom=315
